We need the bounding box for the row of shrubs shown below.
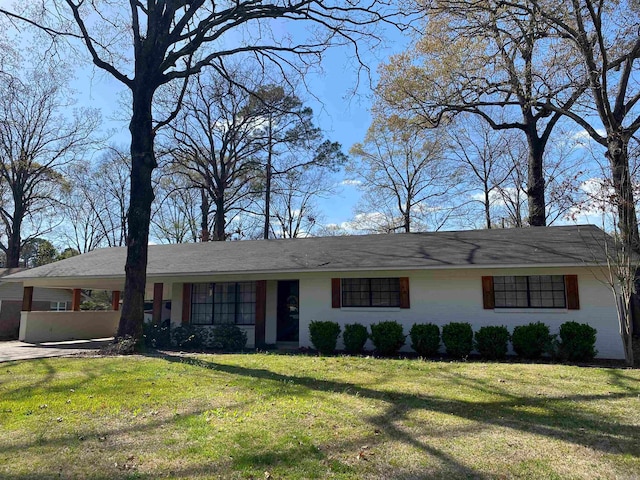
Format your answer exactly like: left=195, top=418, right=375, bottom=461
left=309, top=320, right=598, bottom=361
left=143, top=321, right=248, bottom=352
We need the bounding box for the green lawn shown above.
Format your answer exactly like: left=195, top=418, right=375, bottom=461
left=0, top=353, right=638, bottom=479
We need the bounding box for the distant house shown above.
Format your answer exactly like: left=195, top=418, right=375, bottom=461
left=0, top=269, right=73, bottom=340
left=2, top=225, right=629, bottom=358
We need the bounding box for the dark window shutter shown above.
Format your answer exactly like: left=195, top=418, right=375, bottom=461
left=565, top=275, right=580, bottom=310
left=399, top=277, right=410, bottom=308
left=482, top=276, right=495, bottom=309
left=181, top=283, right=192, bottom=324
left=331, top=278, right=341, bottom=308
left=255, top=280, right=267, bottom=346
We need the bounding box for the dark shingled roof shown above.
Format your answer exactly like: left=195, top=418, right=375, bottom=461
left=4, top=225, right=613, bottom=281
left=0, top=268, right=25, bottom=278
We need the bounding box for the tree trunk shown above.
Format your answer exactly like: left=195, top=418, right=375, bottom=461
left=5, top=182, right=25, bottom=268
left=200, top=188, right=210, bottom=242
left=484, top=181, right=491, bottom=229
left=526, top=135, right=546, bottom=227
left=403, top=210, right=410, bottom=233
left=618, top=295, right=635, bottom=367
left=212, top=190, right=226, bottom=241
left=608, top=135, right=640, bottom=252
left=263, top=119, right=273, bottom=240
left=117, top=85, right=155, bottom=341
left=5, top=213, right=22, bottom=268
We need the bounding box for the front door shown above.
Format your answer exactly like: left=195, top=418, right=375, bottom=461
left=277, top=280, right=299, bottom=342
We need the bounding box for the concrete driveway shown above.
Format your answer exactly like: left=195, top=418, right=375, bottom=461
left=0, top=338, right=112, bottom=362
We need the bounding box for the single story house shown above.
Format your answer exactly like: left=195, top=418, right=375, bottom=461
left=2, top=225, right=629, bottom=359
left=0, top=268, right=74, bottom=340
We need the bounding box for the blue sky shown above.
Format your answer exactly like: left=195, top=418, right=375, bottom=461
left=62, top=15, right=411, bottom=229
left=72, top=67, right=382, bottom=229
left=1, top=1, right=613, bottom=238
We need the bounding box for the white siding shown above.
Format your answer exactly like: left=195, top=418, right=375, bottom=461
left=165, top=266, right=623, bottom=359
left=0, top=283, right=73, bottom=303
left=169, top=283, right=183, bottom=328
left=298, top=267, right=624, bottom=360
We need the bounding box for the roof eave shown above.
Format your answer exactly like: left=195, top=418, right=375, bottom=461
left=9, top=261, right=608, bottom=287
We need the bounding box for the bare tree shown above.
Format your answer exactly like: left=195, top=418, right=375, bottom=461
left=446, top=115, right=515, bottom=229
left=574, top=212, right=637, bottom=366
left=164, top=68, right=263, bottom=242
left=151, top=173, right=201, bottom=244
left=519, top=0, right=640, bottom=252
left=348, top=116, right=455, bottom=233
left=60, top=146, right=130, bottom=252
left=1, top=0, right=398, bottom=341
left=269, top=162, right=335, bottom=238
left=462, top=124, right=591, bottom=227
left=604, top=235, right=637, bottom=367
left=60, top=165, right=109, bottom=253
left=0, top=65, right=99, bottom=266
left=242, top=85, right=345, bottom=239
left=378, top=0, right=586, bottom=226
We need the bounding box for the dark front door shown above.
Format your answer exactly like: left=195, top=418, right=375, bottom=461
left=277, top=280, right=299, bottom=342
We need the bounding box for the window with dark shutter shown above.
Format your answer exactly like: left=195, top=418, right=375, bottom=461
left=489, top=275, right=569, bottom=309
left=341, top=278, right=402, bottom=307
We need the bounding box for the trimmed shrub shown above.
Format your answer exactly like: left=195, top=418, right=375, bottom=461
left=210, top=324, right=248, bottom=352
left=442, top=322, right=474, bottom=359
left=511, top=322, right=553, bottom=359
left=409, top=323, right=441, bottom=357
left=474, top=325, right=510, bottom=360
left=370, top=321, right=406, bottom=356
left=343, top=323, right=368, bottom=354
left=171, top=325, right=203, bottom=349
left=195, top=327, right=216, bottom=348
left=143, top=319, right=171, bottom=349
left=309, top=321, right=341, bottom=355
left=558, top=321, right=598, bottom=361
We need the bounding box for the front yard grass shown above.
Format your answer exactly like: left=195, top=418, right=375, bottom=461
left=0, top=353, right=638, bottom=479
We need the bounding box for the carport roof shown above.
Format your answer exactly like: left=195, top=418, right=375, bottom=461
left=3, top=225, right=614, bottom=285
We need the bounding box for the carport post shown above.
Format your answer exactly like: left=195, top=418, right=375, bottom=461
left=153, top=283, right=163, bottom=325
left=72, top=289, right=82, bottom=311
left=22, top=286, right=33, bottom=312
left=112, top=291, right=121, bottom=311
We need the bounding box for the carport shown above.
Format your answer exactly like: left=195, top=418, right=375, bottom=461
left=6, top=260, right=170, bottom=343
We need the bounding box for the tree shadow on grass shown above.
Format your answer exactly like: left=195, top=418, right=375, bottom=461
left=0, top=358, right=112, bottom=401
left=0, top=355, right=488, bottom=479
left=2, top=354, right=638, bottom=480
left=1, top=358, right=86, bottom=398
left=159, top=353, right=640, bottom=459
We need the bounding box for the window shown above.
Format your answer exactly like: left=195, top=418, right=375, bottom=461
left=341, top=278, right=401, bottom=307
left=50, top=301, right=67, bottom=311
left=493, top=275, right=566, bottom=308
left=190, top=282, right=256, bottom=325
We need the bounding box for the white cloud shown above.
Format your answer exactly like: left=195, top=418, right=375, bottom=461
left=341, top=179, right=363, bottom=187
left=571, top=128, right=607, bottom=146
left=469, top=187, right=523, bottom=207
left=338, top=212, right=395, bottom=234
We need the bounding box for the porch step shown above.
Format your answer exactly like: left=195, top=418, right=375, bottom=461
left=275, top=341, right=299, bottom=352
